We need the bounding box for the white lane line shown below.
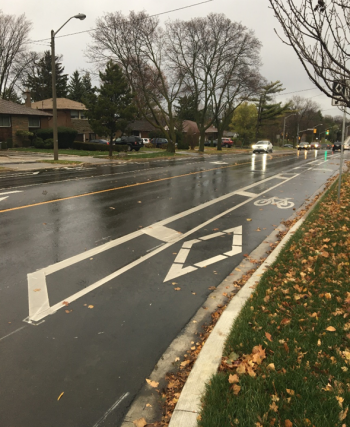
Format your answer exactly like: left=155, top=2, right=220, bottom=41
left=28, top=271, right=51, bottom=320
left=0, top=191, right=22, bottom=195
left=25, top=173, right=300, bottom=323
left=194, top=254, right=227, bottom=268
left=234, top=190, right=258, bottom=197
left=142, top=225, right=182, bottom=242
left=200, top=231, right=225, bottom=240
left=92, top=392, right=130, bottom=427
left=0, top=326, right=26, bottom=342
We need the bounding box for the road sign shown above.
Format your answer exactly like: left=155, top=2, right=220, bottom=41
left=332, top=80, right=350, bottom=106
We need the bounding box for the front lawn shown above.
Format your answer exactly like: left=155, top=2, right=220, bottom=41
left=199, top=175, right=350, bottom=426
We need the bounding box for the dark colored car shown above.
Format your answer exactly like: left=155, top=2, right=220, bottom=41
left=332, top=141, right=342, bottom=152
left=297, top=142, right=310, bottom=150
left=283, top=144, right=293, bottom=148
left=90, top=139, right=109, bottom=144
left=114, top=136, right=144, bottom=151
left=151, top=138, right=169, bottom=148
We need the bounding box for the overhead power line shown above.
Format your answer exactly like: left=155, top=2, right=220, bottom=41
left=29, top=0, right=214, bottom=44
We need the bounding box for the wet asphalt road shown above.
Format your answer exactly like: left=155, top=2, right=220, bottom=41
left=0, top=150, right=346, bottom=427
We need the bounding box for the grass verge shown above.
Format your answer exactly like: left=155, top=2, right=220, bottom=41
left=38, top=160, right=83, bottom=165
left=9, top=147, right=108, bottom=156
left=199, top=175, right=350, bottom=427
left=101, top=151, right=183, bottom=160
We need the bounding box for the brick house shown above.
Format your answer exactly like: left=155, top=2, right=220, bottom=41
left=31, top=98, right=95, bottom=142
left=0, top=98, right=52, bottom=147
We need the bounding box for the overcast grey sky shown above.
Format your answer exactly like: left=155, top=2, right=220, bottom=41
left=4, top=0, right=342, bottom=117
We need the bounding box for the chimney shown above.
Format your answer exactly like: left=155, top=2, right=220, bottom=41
left=24, top=89, right=31, bottom=108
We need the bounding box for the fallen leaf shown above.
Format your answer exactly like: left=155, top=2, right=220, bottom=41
left=326, top=326, right=336, bottom=332
left=180, top=360, right=191, bottom=367
left=62, top=301, right=69, bottom=306
left=133, top=418, right=147, bottom=427
left=269, top=401, right=278, bottom=412
left=336, top=396, right=344, bottom=408
left=285, top=420, right=293, bottom=427
left=88, top=305, right=94, bottom=309
left=281, top=318, right=291, bottom=326
left=267, top=363, right=275, bottom=371
left=174, top=287, right=181, bottom=291
left=109, top=207, right=115, bottom=210
left=321, top=251, right=329, bottom=258
left=265, top=332, right=273, bottom=342
left=228, top=374, right=240, bottom=384
left=232, top=384, right=241, bottom=395
left=172, top=282, right=178, bottom=285
left=137, top=201, right=142, bottom=204
left=246, top=218, right=252, bottom=221
left=339, top=407, right=348, bottom=421
left=175, top=357, right=180, bottom=362
left=33, top=288, right=41, bottom=292
left=192, top=292, right=196, bottom=295
left=57, top=392, right=64, bottom=401
left=325, top=293, right=332, bottom=300
left=146, top=379, right=159, bottom=388
left=286, top=389, right=295, bottom=396
left=146, top=403, right=152, bottom=408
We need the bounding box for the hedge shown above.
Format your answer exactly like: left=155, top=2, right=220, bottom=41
left=35, top=127, right=78, bottom=149
left=72, top=141, right=128, bottom=152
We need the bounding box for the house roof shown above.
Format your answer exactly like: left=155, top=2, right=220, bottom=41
left=128, top=120, right=156, bottom=132
left=205, top=125, right=218, bottom=134
left=31, top=98, right=87, bottom=111
left=0, top=98, right=52, bottom=116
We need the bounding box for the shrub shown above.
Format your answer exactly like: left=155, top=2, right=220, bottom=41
left=177, top=139, right=189, bottom=149
left=34, top=137, right=44, bottom=148
left=44, top=138, right=54, bottom=149
left=72, top=141, right=128, bottom=152
left=35, top=127, right=78, bottom=149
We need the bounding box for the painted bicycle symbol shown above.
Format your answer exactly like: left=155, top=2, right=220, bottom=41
left=254, top=196, right=294, bottom=209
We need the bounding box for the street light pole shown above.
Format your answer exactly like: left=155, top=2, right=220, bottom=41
left=283, top=114, right=296, bottom=147
left=51, top=13, right=86, bottom=161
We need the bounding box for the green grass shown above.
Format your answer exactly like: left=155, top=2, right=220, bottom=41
left=9, top=147, right=109, bottom=156
left=38, top=160, right=83, bottom=165
left=199, top=176, right=350, bottom=427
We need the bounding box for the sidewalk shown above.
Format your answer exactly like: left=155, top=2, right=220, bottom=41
left=167, top=173, right=350, bottom=427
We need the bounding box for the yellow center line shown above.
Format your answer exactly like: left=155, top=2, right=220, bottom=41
left=0, top=154, right=292, bottom=214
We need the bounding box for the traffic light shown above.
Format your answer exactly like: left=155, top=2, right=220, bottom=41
left=325, top=129, right=329, bottom=135
left=313, top=128, right=317, bottom=133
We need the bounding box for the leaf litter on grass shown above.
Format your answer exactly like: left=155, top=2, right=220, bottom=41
left=198, top=173, right=350, bottom=426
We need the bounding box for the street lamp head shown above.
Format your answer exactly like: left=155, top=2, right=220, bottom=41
left=74, top=13, right=86, bottom=20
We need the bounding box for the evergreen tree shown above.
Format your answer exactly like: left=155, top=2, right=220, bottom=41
left=84, top=61, right=136, bottom=156
left=26, top=51, right=68, bottom=101
left=67, top=71, right=85, bottom=102
left=255, top=81, right=291, bottom=138
left=175, top=94, right=198, bottom=122
left=67, top=71, right=95, bottom=103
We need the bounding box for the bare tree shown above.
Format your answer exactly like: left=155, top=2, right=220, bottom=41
left=167, top=14, right=262, bottom=151
left=269, top=0, right=350, bottom=105
left=0, top=11, right=34, bottom=101
left=86, top=11, right=184, bottom=152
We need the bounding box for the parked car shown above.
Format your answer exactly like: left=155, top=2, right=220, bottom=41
left=297, top=142, right=310, bottom=150
left=310, top=141, right=321, bottom=149
left=332, top=141, right=342, bottom=152
left=114, top=136, right=144, bottom=151
left=90, top=139, right=109, bottom=145
left=151, top=138, right=168, bottom=148
left=252, top=141, right=273, bottom=153
left=221, top=138, right=233, bottom=148
left=344, top=141, right=350, bottom=150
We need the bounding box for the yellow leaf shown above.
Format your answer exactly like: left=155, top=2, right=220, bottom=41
left=285, top=421, right=293, bottom=427
left=325, top=293, right=332, bottom=300
left=267, top=363, right=275, bottom=371
left=232, top=384, right=241, bottom=395
left=339, top=407, right=348, bottom=421
left=265, top=332, right=273, bottom=342
left=88, top=305, right=94, bottom=309
left=57, top=392, right=64, bottom=401
left=286, top=389, right=295, bottom=396
left=146, top=379, right=159, bottom=388
left=336, top=396, right=344, bottom=408
left=228, top=374, right=240, bottom=384
left=269, top=401, right=278, bottom=412
left=326, top=326, right=336, bottom=332
left=321, top=251, right=329, bottom=258
left=174, top=287, right=181, bottom=291
left=133, top=418, right=147, bottom=427
left=246, top=218, right=252, bottom=221
left=146, top=403, right=152, bottom=408
left=236, top=364, right=247, bottom=374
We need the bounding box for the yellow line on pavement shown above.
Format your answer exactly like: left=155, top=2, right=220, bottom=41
left=0, top=154, right=291, bottom=214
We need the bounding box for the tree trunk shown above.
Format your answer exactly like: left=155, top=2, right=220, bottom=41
left=217, top=130, right=223, bottom=151
left=199, top=129, right=205, bottom=152
left=166, top=129, right=176, bottom=153
left=109, top=133, right=113, bottom=157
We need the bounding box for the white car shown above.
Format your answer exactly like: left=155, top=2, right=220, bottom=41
left=142, top=138, right=151, bottom=146
left=252, top=141, right=273, bottom=153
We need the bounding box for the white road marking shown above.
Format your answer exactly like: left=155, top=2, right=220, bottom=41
left=24, top=173, right=300, bottom=323
left=0, top=190, right=22, bottom=202
left=142, top=225, right=182, bottom=242
left=0, top=326, right=26, bottom=342
left=164, top=226, right=243, bottom=282
left=92, top=392, right=130, bottom=427
left=234, top=190, right=258, bottom=198
left=210, top=161, right=228, bottom=165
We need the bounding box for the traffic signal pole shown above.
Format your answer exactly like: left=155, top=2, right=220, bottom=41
left=337, top=108, right=346, bottom=204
